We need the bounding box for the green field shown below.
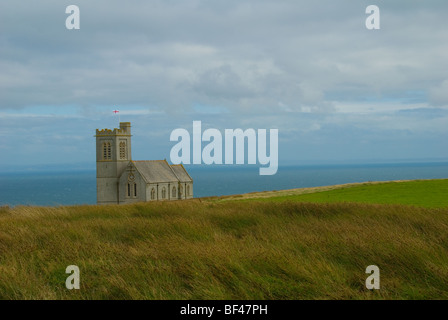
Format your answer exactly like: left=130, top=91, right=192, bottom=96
left=246, top=179, right=448, bottom=208
left=0, top=179, right=447, bottom=299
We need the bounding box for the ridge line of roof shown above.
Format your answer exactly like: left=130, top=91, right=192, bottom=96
left=169, top=163, right=193, bottom=182
left=166, top=159, right=181, bottom=182
left=179, top=163, right=193, bottom=182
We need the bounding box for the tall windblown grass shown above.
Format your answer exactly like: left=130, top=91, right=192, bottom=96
left=0, top=200, right=447, bottom=299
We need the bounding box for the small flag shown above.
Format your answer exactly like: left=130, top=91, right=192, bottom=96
left=113, top=109, right=120, bottom=123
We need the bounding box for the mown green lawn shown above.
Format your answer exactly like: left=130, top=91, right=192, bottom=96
left=251, top=179, right=448, bottom=208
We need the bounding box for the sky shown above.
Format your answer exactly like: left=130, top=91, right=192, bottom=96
left=0, top=0, right=447, bottom=171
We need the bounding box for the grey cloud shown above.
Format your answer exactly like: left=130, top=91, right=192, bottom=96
left=0, top=0, right=448, bottom=166
left=1, top=0, right=447, bottom=112
left=429, top=80, right=448, bottom=106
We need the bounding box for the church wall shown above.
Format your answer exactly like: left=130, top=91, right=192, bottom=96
left=97, top=178, right=119, bottom=204
left=155, top=182, right=178, bottom=201
left=138, top=181, right=193, bottom=201
left=146, top=183, right=156, bottom=201
left=184, top=182, right=193, bottom=199
left=118, top=165, right=146, bottom=204
left=178, top=182, right=186, bottom=199
left=171, top=182, right=180, bottom=201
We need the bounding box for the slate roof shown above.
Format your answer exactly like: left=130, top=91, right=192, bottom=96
left=131, top=160, right=179, bottom=183
left=170, top=164, right=193, bottom=182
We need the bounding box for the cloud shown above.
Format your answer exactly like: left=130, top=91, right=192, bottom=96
left=0, top=0, right=447, bottom=166
left=0, top=0, right=447, bottom=112
left=430, top=80, right=448, bottom=106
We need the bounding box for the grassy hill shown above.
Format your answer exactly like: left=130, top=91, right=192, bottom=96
left=0, top=179, right=447, bottom=299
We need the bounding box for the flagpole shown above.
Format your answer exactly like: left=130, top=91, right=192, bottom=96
left=113, top=109, right=120, bottom=125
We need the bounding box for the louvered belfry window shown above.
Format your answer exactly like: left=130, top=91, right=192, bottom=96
left=103, top=142, right=112, bottom=160
left=119, top=141, right=126, bottom=159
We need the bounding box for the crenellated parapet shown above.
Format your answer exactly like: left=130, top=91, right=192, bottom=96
left=96, top=128, right=126, bottom=135
left=96, top=122, right=131, bottom=136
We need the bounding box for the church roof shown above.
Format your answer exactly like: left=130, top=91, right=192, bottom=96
left=170, top=164, right=193, bottom=182
left=131, top=160, right=179, bottom=183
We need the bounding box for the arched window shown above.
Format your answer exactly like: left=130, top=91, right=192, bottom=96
left=103, top=142, right=112, bottom=160
left=127, top=183, right=131, bottom=197
left=119, top=141, right=126, bottom=159
left=186, top=185, right=190, bottom=196
left=172, top=186, right=176, bottom=198
left=162, top=187, right=166, bottom=199
left=134, top=183, right=137, bottom=197
left=151, top=188, right=155, bottom=200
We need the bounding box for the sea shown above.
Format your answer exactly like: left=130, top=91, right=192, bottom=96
left=1, top=162, right=447, bottom=207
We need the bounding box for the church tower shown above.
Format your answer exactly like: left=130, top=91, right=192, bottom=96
left=95, top=122, right=132, bottom=204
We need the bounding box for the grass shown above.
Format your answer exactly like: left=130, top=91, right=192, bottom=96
left=0, top=179, right=447, bottom=299
left=227, top=179, right=448, bottom=208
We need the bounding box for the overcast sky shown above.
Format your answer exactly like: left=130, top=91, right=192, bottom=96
left=0, top=0, right=447, bottom=170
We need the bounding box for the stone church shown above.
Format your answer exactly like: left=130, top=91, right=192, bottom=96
left=95, top=122, right=193, bottom=205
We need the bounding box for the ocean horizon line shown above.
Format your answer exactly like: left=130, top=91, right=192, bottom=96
left=1, top=159, right=448, bottom=175
left=1, top=161, right=447, bottom=207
